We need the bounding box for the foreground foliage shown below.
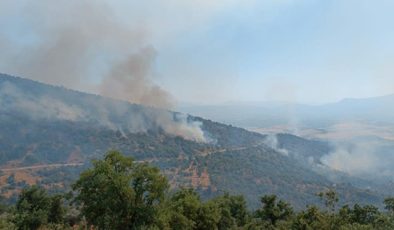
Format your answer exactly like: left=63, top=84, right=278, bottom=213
left=1, top=151, right=394, bottom=230
left=72, top=151, right=168, bottom=229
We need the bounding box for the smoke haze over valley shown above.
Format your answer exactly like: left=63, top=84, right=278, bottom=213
left=1, top=0, right=394, bottom=219
left=180, top=96, right=394, bottom=179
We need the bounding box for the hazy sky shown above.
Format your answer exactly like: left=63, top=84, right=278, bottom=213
left=1, top=0, right=394, bottom=105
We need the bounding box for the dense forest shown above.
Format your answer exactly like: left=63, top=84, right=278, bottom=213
left=1, top=151, right=394, bottom=230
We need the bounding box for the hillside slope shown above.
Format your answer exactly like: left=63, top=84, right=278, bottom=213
left=0, top=74, right=384, bottom=209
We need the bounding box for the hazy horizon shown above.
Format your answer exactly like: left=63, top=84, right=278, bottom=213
left=1, top=1, right=394, bottom=105
left=3, top=72, right=394, bottom=108
left=2, top=2, right=394, bottom=225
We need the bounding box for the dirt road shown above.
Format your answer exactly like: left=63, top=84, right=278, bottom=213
left=0, top=163, right=84, bottom=172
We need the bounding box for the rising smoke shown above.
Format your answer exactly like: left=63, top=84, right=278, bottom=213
left=0, top=80, right=86, bottom=121
left=263, top=134, right=289, bottom=156
left=100, top=46, right=173, bottom=109
left=0, top=1, right=208, bottom=142
left=320, top=139, right=394, bottom=178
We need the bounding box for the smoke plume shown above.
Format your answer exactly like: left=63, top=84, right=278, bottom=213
left=100, top=47, right=173, bottom=109
left=263, top=134, right=289, bottom=156
left=0, top=1, right=208, bottom=142
left=320, top=140, right=394, bottom=178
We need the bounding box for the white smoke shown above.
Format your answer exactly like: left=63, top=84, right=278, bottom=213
left=0, top=1, right=209, bottom=142
left=0, top=80, right=209, bottom=143
left=321, top=140, right=394, bottom=178
left=0, top=81, right=86, bottom=121
left=263, top=134, right=289, bottom=156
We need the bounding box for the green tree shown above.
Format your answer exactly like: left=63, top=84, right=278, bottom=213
left=166, top=188, right=202, bottom=230
left=0, top=195, right=7, bottom=215
left=48, top=194, right=65, bottom=224
left=292, top=206, right=329, bottom=230
left=0, top=195, right=15, bottom=230
left=196, top=200, right=221, bottom=230
left=212, top=193, right=249, bottom=229
left=13, top=185, right=51, bottom=230
left=72, top=150, right=169, bottom=229
left=255, top=194, right=293, bottom=227
left=0, top=216, right=15, bottom=230
left=7, top=174, right=15, bottom=185
left=350, top=204, right=380, bottom=225
left=318, top=189, right=339, bottom=212
left=384, top=197, right=394, bottom=214
left=337, top=205, right=353, bottom=226
left=164, top=188, right=222, bottom=230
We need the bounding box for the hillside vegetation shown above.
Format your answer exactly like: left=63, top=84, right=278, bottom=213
left=1, top=151, right=394, bottom=230
left=0, top=73, right=387, bottom=209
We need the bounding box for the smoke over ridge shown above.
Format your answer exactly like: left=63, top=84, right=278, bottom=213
left=0, top=1, right=208, bottom=142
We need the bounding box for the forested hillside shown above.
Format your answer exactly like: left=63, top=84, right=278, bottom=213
left=0, top=74, right=386, bottom=209
left=1, top=151, right=394, bottom=230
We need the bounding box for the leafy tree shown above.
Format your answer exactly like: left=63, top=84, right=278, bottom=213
left=350, top=204, right=380, bottom=225
left=7, top=174, right=15, bottom=186
left=166, top=188, right=202, bottom=230
left=338, top=223, right=374, bottom=230
left=48, top=194, right=65, bottom=224
left=4, top=151, right=394, bottom=229
left=384, top=197, right=394, bottom=214
left=255, top=194, right=293, bottom=226
left=0, top=195, right=7, bottom=215
left=13, top=185, right=51, bottom=230
left=292, top=205, right=329, bottom=230
left=212, top=193, right=249, bottom=229
left=0, top=195, right=15, bottom=230
left=196, top=200, right=221, bottom=230
left=0, top=217, right=15, bottom=230
left=164, top=188, right=223, bottom=230
left=337, top=205, right=353, bottom=225
left=72, top=150, right=169, bottom=229
left=318, top=189, right=338, bottom=212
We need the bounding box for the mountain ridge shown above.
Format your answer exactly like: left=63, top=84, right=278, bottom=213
left=0, top=73, right=386, bottom=209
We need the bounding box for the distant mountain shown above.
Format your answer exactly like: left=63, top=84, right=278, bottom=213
left=179, top=94, right=394, bottom=129
left=0, top=73, right=386, bottom=209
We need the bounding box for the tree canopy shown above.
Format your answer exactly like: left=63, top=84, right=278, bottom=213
left=72, top=150, right=168, bottom=229
left=2, top=150, right=394, bottom=230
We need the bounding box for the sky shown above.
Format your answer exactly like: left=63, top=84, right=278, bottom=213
left=1, top=0, right=394, bottom=105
